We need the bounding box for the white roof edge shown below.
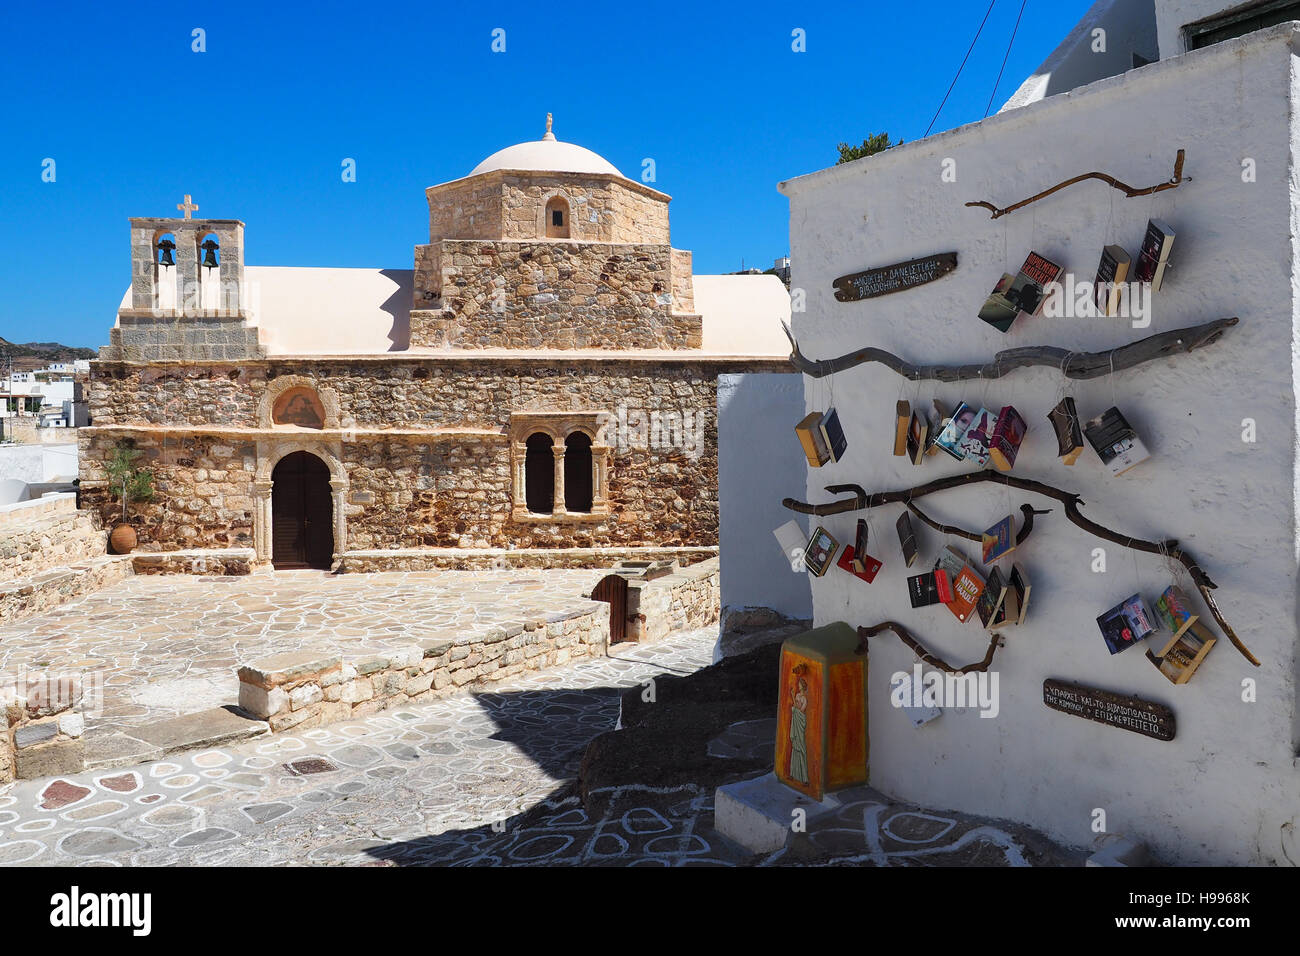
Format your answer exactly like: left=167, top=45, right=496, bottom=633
left=777, top=19, right=1298, bottom=199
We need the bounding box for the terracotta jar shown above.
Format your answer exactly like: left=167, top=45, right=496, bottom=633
left=109, top=524, right=138, bottom=555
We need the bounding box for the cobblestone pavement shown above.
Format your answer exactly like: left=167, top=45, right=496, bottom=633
left=0, top=627, right=711, bottom=866
left=0, top=625, right=1075, bottom=867
left=0, top=569, right=608, bottom=737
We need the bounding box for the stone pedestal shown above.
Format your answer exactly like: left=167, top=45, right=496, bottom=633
left=714, top=772, right=842, bottom=855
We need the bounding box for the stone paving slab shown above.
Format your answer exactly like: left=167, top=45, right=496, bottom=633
left=0, top=627, right=714, bottom=867
left=0, top=568, right=610, bottom=739
left=0, top=625, right=1078, bottom=867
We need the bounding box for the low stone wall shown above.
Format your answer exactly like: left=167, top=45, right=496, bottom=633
left=337, top=546, right=718, bottom=572
left=238, top=603, right=609, bottom=733
left=0, top=555, right=134, bottom=626
left=0, top=494, right=106, bottom=582
left=1, top=674, right=86, bottom=785
left=625, top=556, right=720, bottom=643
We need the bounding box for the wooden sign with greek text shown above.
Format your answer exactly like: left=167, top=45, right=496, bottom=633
left=833, top=252, right=958, bottom=301
left=1042, top=678, right=1175, bottom=741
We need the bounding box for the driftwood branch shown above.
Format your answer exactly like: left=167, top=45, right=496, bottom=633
left=783, top=317, right=1239, bottom=381
left=906, top=501, right=1047, bottom=546
left=786, top=472, right=1260, bottom=667
left=965, top=149, right=1187, bottom=220
left=856, top=622, right=1003, bottom=674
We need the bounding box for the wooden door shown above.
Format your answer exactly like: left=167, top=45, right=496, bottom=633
left=271, top=451, right=334, bottom=569
left=591, top=573, right=629, bottom=643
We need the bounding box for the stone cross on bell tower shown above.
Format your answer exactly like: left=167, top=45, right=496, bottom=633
left=177, top=194, right=199, bottom=219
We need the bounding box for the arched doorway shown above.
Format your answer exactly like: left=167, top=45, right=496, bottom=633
left=271, top=451, right=334, bottom=569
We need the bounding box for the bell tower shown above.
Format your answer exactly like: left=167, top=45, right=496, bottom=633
left=101, top=195, right=264, bottom=362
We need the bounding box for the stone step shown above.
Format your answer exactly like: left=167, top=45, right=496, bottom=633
left=83, top=707, right=269, bottom=772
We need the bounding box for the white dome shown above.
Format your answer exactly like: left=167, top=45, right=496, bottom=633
left=468, top=119, right=626, bottom=179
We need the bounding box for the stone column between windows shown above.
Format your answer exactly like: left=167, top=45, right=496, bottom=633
left=552, top=444, right=566, bottom=515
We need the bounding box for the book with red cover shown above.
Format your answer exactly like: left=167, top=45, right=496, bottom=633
left=838, top=545, right=882, bottom=583
left=988, top=405, right=1027, bottom=472
left=947, top=566, right=986, bottom=623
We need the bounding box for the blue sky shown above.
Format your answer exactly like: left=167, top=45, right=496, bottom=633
left=0, top=0, right=1093, bottom=348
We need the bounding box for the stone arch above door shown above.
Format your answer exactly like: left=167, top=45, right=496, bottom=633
left=258, top=375, right=343, bottom=430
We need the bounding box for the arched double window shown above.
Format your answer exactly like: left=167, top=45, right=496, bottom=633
left=511, top=414, right=610, bottom=521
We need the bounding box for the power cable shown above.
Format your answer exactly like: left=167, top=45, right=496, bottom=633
left=925, top=0, right=999, bottom=137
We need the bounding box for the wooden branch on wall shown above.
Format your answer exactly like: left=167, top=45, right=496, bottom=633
left=782, top=471, right=1260, bottom=667
left=965, top=149, right=1187, bottom=220
left=855, top=621, right=1003, bottom=674
left=783, top=317, right=1239, bottom=381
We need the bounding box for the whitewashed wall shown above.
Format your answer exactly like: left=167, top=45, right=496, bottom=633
left=1155, top=0, right=1257, bottom=58
left=718, top=373, right=812, bottom=623
left=778, top=24, right=1298, bottom=865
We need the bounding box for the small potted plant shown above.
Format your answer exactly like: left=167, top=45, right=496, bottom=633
left=103, top=441, right=155, bottom=554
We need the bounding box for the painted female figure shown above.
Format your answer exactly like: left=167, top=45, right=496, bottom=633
left=788, top=671, right=810, bottom=785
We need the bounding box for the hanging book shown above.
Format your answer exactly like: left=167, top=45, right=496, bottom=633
left=1094, top=244, right=1131, bottom=317
left=977, top=273, right=1019, bottom=333
left=948, top=565, right=986, bottom=624
left=794, top=411, right=830, bottom=467
left=934, top=544, right=968, bottom=582
left=988, top=405, right=1027, bottom=472
left=1047, top=397, right=1084, bottom=466
left=1133, top=219, right=1175, bottom=292
left=893, top=401, right=911, bottom=457
left=838, top=544, right=882, bottom=583
left=1096, top=593, right=1156, bottom=655
left=772, top=520, right=840, bottom=578
left=804, top=526, right=840, bottom=578
left=853, top=518, right=869, bottom=573
left=925, top=399, right=949, bottom=457
left=1154, top=584, right=1198, bottom=641
left=1147, top=619, right=1216, bottom=684
left=975, top=567, right=1008, bottom=629
left=1083, top=406, right=1150, bottom=476
left=957, top=407, right=998, bottom=467
left=981, top=515, right=1016, bottom=565
left=906, top=411, right=928, bottom=465
left=1009, top=564, right=1031, bottom=626
left=907, top=569, right=945, bottom=608
left=819, top=407, right=848, bottom=463
left=896, top=512, right=919, bottom=567
left=933, top=402, right=975, bottom=461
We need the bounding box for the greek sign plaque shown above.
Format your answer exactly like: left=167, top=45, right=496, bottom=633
left=1042, top=678, right=1175, bottom=741
left=832, top=252, right=958, bottom=301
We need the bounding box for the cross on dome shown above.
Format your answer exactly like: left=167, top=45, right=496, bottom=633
left=542, top=113, right=556, bottom=142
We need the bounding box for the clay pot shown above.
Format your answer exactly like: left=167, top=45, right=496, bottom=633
left=109, top=524, right=138, bottom=555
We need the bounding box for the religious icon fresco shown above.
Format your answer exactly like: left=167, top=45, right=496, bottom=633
left=272, top=388, right=326, bottom=429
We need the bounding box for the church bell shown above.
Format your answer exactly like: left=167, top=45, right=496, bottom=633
left=201, top=239, right=219, bottom=268
left=156, top=239, right=175, bottom=267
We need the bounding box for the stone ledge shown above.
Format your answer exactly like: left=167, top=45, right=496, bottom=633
left=337, top=546, right=718, bottom=572
left=130, top=548, right=256, bottom=576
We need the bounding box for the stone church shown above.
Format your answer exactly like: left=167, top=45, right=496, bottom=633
left=80, top=119, right=790, bottom=570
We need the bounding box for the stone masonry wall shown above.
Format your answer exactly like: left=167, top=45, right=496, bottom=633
left=79, top=430, right=258, bottom=552
left=0, top=495, right=105, bottom=582
left=237, top=603, right=608, bottom=733
left=81, top=357, right=788, bottom=554
left=409, top=241, right=702, bottom=350
left=426, top=171, right=669, bottom=245
left=1, top=674, right=86, bottom=785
